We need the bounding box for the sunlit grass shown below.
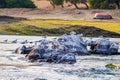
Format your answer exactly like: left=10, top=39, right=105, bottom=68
left=33, top=19, right=120, bottom=34
left=0, top=19, right=120, bottom=36
left=21, top=19, right=65, bottom=29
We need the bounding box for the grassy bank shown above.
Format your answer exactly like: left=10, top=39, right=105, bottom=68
left=0, top=19, right=120, bottom=37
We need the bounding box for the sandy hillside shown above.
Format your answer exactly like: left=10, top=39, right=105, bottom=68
left=32, top=0, right=82, bottom=9
left=0, top=8, right=120, bottom=22
left=32, top=0, right=53, bottom=9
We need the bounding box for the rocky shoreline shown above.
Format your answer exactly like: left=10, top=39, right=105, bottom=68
left=0, top=35, right=120, bottom=80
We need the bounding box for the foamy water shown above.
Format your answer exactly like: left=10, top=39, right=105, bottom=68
left=0, top=35, right=120, bottom=80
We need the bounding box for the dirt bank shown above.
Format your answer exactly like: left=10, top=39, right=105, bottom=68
left=0, top=8, right=120, bottom=22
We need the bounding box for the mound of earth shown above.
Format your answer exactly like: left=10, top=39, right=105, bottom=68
left=37, top=25, right=120, bottom=37
left=0, top=16, right=27, bottom=24
left=13, top=25, right=120, bottom=37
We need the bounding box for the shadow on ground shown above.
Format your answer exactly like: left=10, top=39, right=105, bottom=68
left=0, top=16, right=27, bottom=24
left=24, top=25, right=120, bottom=37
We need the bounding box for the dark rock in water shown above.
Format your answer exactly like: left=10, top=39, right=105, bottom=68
left=72, top=46, right=90, bottom=55
left=58, top=32, right=90, bottom=55
left=57, top=53, right=76, bottom=64
left=34, top=78, right=47, bottom=80
left=52, top=52, right=65, bottom=60
left=88, top=38, right=119, bottom=55
left=15, top=45, right=32, bottom=54
left=15, top=31, right=119, bottom=64
left=109, top=43, right=119, bottom=55
left=25, top=47, right=45, bottom=61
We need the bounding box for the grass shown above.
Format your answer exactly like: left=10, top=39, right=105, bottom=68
left=34, top=19, right=120, bottom=34
left=105, top=63, right=120, bottom=69
left=0, top=19, right=120, bottom=37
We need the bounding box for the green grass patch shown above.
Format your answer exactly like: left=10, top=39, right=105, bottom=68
left=105, top=63, right=120, bottom=69
left=0, top=19, right=120, bottom=37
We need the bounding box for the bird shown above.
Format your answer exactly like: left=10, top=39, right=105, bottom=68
left=3, top=39, right=8, bottom=43
left=11, top=39, right=17, bottom=43
left=21, top=40, right=28, bottom=44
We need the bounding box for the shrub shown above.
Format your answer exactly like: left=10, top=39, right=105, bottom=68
left=0, top=0, right=36, bottom=8
left=0, top=0, right=6, bottom=8
left=52, top=0, right=64, bottom=5
left=88, top=0, right=116, bottom=9
left=66, top=0, right=88, bottom=9
left=105, top=63, right=120, bottom=69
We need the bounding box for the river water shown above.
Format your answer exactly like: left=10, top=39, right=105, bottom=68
left=0, top=35, right=120, bottom=80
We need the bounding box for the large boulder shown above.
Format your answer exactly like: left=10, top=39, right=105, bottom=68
left=25, top=46, right=45, bottom=62
left=15, top=32, right=119, bottom=64
left=56, top=53, right=76, bottom=64
left=15, top=45, right=32, bottom=54
left=57, top=32, right=90, bottom=55
left=88, top=38, right=119, bottom=55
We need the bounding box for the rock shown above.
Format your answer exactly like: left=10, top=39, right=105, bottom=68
left=25, top=47, right=45, bottom=61
left=57, top=53, right=76, bottom=64
left=34, top=78, right=47, bottom=80
left=89, top=37, right=119, bottom=55
left=15, top=31, right=119, bottom=64
left=15, top=45, right=32, bottom=54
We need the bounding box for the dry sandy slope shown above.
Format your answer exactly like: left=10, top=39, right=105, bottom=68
left=0, top=0, right=120, bottom=21
left=32, top=0, right=85, bottom=9
left=0, top=8, right=120, bottom=22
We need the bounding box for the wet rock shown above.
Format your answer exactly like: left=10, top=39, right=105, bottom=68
left=88, top=37, right=119, bottom=55
left=25, top=47, right=45, bottom=61
left=34, top=78, right=47, bottom=80
left=15, top=31, right=119, bottom=64
left=57, top=53, right=76, bottom=64
left=15, top=45, right=32, bottom=54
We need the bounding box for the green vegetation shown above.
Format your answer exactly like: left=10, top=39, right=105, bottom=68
left=0, top=0, right=36, bottom=8
left=51, top=0, right=64, bottom=5
left=88, top=0, right=120, bottom=9
left=49, top=0, right=88, bottom=9
left=105, top=63, right=120, bottom=69
left=48, top=0, right=64, bottom=8
left=48, top=0, right=119, bottom=9
left=0, top=19, right=120, bottom=37
left=66, top=0, right=88, bottom=9
left=0, top=0, right=119, bottom=9
left=49, top=0, right=120, bottom=9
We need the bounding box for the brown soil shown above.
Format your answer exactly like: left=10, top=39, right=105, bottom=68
left=0, top=8, right=120, bottom=22
left=0, top=16, right=27, bottom=24
left=29, top=25, right=120, bottom=37
left=0, top=0, right=119, bottom=21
